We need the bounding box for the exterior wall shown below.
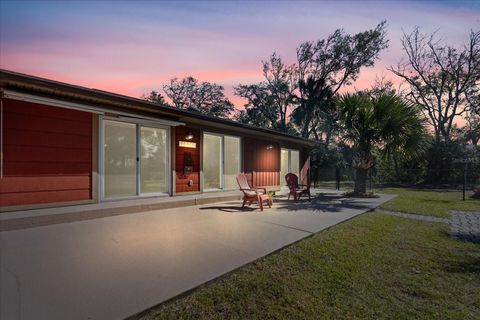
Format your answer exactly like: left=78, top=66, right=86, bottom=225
left=300, top=147, right=311, bottom=186
left=0, top=99, right=93, bottom=207
left=243, top=137, right=280, bottom=187
left=174, top=126, right=201, bottom=193
left=0, top=96, right=310, bottom=210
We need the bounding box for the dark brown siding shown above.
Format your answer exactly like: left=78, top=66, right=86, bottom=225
left=243, top=137, right=280, bottom=187
left=0, top=99, right=93, bottom=207
left=300, top=147, right=311, bottom=186
left=175, top=126, right=201, bottom=193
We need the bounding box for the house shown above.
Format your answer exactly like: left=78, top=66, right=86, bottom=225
left=0, top=69, right=314, bottom=212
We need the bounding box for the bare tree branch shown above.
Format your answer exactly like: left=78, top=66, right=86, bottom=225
left=388, top=28, right=480, bottom=144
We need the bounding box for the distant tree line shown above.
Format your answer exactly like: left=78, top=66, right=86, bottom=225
left=143, top=22, right=480, bottom=193
left=142, top=76, right=235, bottom=118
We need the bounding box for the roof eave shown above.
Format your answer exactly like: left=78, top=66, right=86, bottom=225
left=0, top=69, right=316, bottom=147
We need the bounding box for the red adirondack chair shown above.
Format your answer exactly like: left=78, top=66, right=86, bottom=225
left=285, top=173, right=311, bottom=201
left=236, top=173, right=272, bottom=211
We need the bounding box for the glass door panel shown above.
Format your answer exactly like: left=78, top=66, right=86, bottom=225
left=223, top=136, right=241, bottom=189
left=203, top=134, right=222, bottom=190
left=291, top=150, right=300, bottom=176
left=103, top=120, right=137, bottom=198
left=280, top=148, right=300, bottom=185
left=140, top=126, right=167, bottom=194
left=280, top=148, right=289, bottom=183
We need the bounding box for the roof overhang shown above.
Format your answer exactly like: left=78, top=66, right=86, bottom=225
left=2, top=89, right=185, bottom=127
left=0, top=69, right=316, bottom=147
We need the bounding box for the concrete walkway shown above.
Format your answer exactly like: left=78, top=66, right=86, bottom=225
left=377, top=208, right=480, bottom=244
left=0, top=190, right=394, bottom=320
left=449, top=211, right=480, bottom=243
left=376, top=208, right=449, bottom=223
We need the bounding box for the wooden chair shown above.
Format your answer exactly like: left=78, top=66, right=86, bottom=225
left=236, top=173, right=272, bottom=211
left=285, top=173, right=311, bottom=201
left=473, top=186, right=480, bottom=199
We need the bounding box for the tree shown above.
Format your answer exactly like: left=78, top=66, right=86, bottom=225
left=463, top=113, right=480, bottom=146
left=234, top=108, right=271, bottom=129
left=338, top=93, right=429, bottom=194
left=236, top=23, right=388, bottom=137
left=235, top=53, right=296, bottom=133
left=290, top=77, right=337, bottom=142
left=466, top=90, right=480, bottom=116
left=141, top=90, right=168, bottom=106
left=163, top=76, right=235, bottom=118
left=364, top=75, right=398, bottom=99
left=294, top=22, right=388, bottom=140
left=389, top=28, right=480, bottom=144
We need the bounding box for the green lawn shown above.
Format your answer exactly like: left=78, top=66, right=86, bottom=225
left=135, top=213, right=480, bottom=320
left=378, top=188, right=480, bottom=217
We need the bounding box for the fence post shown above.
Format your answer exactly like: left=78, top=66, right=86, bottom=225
left=369, top=170, right=372, bottom=191
left=463, top=158, right=468, bottom=201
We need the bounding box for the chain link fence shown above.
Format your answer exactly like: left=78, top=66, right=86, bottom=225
left=312, top=156, right=480, bottom=199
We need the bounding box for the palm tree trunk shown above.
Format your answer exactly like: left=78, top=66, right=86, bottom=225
left=393, top=157, right=400, bottom=181
left=354, top=168, right=368, bottom=194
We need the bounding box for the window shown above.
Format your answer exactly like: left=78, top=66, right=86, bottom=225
left=203, top=133, right=241, bottom=191
left=101, top=119, right=170, bottom=199
left=280, top=148, right=300, bottom=181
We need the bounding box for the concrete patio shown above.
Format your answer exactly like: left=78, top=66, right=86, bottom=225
left=0, top=189, right=394, bottom=320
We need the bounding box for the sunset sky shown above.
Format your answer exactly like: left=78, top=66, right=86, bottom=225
left=1, top=0, right=479, bottom=109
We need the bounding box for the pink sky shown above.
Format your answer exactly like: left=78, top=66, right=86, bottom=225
left=1, top=1, right=479, bottom=110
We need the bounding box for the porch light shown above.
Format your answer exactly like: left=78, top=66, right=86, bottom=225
left=185, top=131, right=194, bottom=140
left=266, top=144, right=274, bottom=150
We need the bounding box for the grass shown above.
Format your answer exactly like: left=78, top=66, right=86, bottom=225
left=315, top=180, right=354, bottom=191
left=135, top=213, right=480, bottom=320
left=315, top=182, right=480, bottom=217
left=378, top=188, right=480, bottom=217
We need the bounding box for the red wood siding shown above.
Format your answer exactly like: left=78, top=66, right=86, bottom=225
left=175, top=126, right=200, bottom=193
left=243, top=137, right=280, bottom=187
left=300, top=149, right=310, bottom=186
left=0, top=99, right=93, bottom=207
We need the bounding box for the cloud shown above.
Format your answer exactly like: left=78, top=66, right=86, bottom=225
left=1, top=0, right=478, bottom=107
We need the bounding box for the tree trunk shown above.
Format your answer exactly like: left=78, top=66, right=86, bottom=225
left=354, top=168, right=368, bottom=194
left=393, top=156, right=400, bottom=181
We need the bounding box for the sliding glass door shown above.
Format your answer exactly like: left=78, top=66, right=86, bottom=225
left=203, top=133, right=241, bottom=191
left=290, top=149, right=300, bottom=176
left=102, top=119, right=169, bottom=199
left=140, top=127, right=168, bottom=194
left=103, top=120, right=137, bottom=198
left=203, top=133, right=223, bottom=190
left=223, top=136, right=241, bottom=189
left=280, top=148, right=289, bottom=183
left=280, top=148, right=300, bottom=182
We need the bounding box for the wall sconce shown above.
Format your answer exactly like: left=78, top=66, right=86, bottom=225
left=266, top=144, right=274, bottom=150
left=185, top=131, right=194, bottom=140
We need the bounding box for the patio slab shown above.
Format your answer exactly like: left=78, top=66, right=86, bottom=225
left=0, top=189, right=394, bottom=320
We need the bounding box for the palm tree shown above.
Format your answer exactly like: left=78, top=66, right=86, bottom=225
left=291, top=77, right=336, bottom=141
left=338, top=93, right=429, bottom=194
